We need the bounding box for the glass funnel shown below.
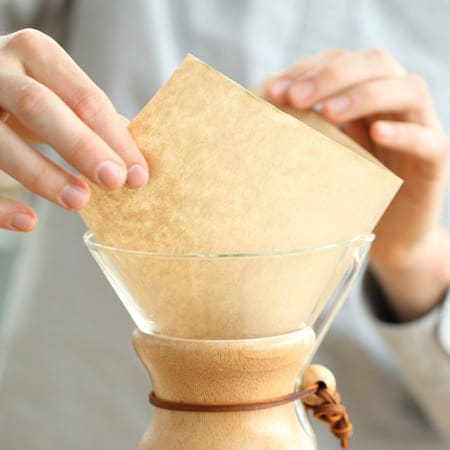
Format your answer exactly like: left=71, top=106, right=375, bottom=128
left=83, top=231, right=373, bottom=343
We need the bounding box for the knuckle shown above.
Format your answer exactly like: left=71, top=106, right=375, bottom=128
left=27, top=162, right=52, bottom=194
left=16, top=82, right=47, bottom=119
left=414, top=129, right=429, bottom=149
left=408, top=74, right=428, bottom=94
left=367, top=47, right=391, bottom=64
left=71, top=89, right=107, bottom=122
left=6, top=28, right=52, bottom=55
left=8, top=29, right=40, bottom=47
left=70, top=132, right=100, bottom=167
left=328, top=48, right=350, bottom=59
left=415, top=132, right=449, bottom=178
left=362, top=82, right=381, bottom=104
left=364, top=48, right=406, bottom=75
left=321, top=64, right=345, bottom=84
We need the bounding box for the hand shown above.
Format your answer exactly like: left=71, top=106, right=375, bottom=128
left=0, top=29, right=149, bottom=232
left=267, top=48, right=450, bottom=320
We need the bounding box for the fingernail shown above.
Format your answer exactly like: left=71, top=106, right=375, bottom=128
left=325, top=95, right=350, bottom=114
left=268, top=79, right=292, bottom=98
left=59, top=184, right=90, bottom=209
left=288, top=80, right=315, bottom=104
left=10, top=212, right=34, bottom=231
left=377, top=122, right=396, bottom=137
left=127, top=164, right=149, bottom=188
left=313, top=102, right=324, bottom=113
left=95, top=160, right=127, bottom=189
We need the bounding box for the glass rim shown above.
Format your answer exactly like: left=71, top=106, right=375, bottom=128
left=83, top=230, right=374, bottom=259
left=133, top=327, right=317, bottom=344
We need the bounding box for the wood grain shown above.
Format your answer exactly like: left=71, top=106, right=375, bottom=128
left=133, top=328, right=317, bottom=450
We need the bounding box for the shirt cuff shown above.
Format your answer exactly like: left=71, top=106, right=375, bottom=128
left=362, top=268, right=450, bottom=356
left=361, top=269, right=450, bottom=438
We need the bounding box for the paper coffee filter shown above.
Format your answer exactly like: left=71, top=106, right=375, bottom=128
left=81, top=54, right=401, bottom=254
left=249, top=86, right=383, bottom=327
left=251, top=81, right=384, bottom=168
left=81, top=54, right=401, bottom=339
left=91, top=242, right=355, bottom=338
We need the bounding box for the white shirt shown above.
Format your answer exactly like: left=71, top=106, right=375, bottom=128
left=0, top=1, right=449, bottom=449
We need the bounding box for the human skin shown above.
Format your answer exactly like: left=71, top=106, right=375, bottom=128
left=267, top=48, right=450, bottom=321
left=0, top=28, right=149, bottom=231
left=0, top=31, right=448, bottom=321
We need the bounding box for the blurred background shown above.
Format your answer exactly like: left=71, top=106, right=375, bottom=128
left=0, top=173, right=29, bottom=315
left=0, top=1, right=449, bottom=450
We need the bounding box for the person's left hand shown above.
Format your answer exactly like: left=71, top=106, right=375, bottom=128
left=266, top=48, right=450, bottom=320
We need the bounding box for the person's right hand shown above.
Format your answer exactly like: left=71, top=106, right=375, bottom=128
left=0, top=28, right=149, bottom=232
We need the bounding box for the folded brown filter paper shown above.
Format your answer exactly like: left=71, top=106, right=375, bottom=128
left=80, top=54, right=402, bottom=339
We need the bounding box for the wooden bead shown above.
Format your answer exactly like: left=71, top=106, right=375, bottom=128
left=300, top=364, right=336, bottom=406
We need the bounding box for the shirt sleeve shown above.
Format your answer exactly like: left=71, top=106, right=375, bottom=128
left=362, top=269, right=450, bottom=440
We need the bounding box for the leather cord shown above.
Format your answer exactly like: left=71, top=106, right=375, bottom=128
left=149, top=382, right=353, bottom=448
left=305, top=386, right=353, bottom=449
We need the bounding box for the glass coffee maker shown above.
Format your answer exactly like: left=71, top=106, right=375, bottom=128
left=84, top=230, right=373, bottom=449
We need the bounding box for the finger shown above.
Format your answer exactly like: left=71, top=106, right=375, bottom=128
left=370, top=120, right=449, bottom=169
left=0, top=73, right=128, bottom=190
left=0, top=121, right=91, bottom=210
left=267, top=49, right=348, bottom=103
left=3, top=114, right=43, bottom=142
left=5, top=29, right=148, bottom=188
left=118, top=115, right=130, bottom=126
left=342, top=120, right=373, bottom=149
left=286, top=48, right=406, bottom=109
left=285, top=49, right=353, bottom=78
left=0, top=108, right=10, bottom=122
left=321, top=75, right=438, bottom=127
left=0, top=196, right=37, bottom=231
